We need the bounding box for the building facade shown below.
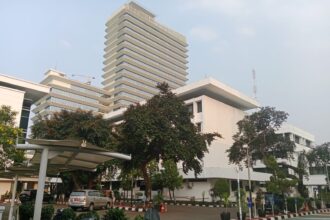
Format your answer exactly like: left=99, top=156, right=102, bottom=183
left=105, top=77, right=271, bottom=201
left=103, top=1, right=188, bottom=111
left=0, top=73, right=50, bottom=196
left=32, top=69, right=111, bottom=121
left=0, top=74, right=49, bottom=140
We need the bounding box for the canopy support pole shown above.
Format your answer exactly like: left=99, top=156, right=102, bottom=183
left=8, top=174, right=18, bottom=220
left=33, top=147, right=49, bottom=220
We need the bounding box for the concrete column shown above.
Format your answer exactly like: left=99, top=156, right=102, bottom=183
left=8, top=175, right=18, bottom=220
left=33, top=147, right=49, bottom=220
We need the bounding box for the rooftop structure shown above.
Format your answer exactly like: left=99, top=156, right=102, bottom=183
left=102, top=1, right=188, bottom=111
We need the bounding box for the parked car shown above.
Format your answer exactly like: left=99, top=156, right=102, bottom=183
left=68, top=190, right=111, bottom=211
left=19, top=189, right=53, bottom=203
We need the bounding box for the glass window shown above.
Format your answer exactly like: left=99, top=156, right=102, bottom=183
left=186, top=104, right=193, bottom=114
left=197, top=101, right=202, bottom=113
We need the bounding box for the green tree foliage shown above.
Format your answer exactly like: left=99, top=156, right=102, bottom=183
left=295, top=151, right=309, bottom=197
left=31, top=109, right=117, bottom=189
left=307, top=142, right=330, bottom=170
left=0, top=105, right=24, bottom=168
left=212, top=179, right=230, bottom=208
left=227, top=106, right=295, bottom=166
left=264, top=156, right=297, bottom=195
left=151, top=160, right=183, bottom=201
left=117, top=83, right=220, bottom=199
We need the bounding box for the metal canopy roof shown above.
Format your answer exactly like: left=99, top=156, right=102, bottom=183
left=22, top=139, right=131, bottom=170
left=14, top=138, right=131, bottom=220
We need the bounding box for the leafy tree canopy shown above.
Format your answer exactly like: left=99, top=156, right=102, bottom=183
left=117, top=83, right=220, bottom=198
left=227, top=106, right=295, bottom=166
left=212, top=179, right=230, bottom=206
left=31, top=109, right=117, bottom=189
left=307, top=142, right=330, bottom=167
left=264, top=156, right=297, bottom=195
left=0, top=105, right=24, bottom=168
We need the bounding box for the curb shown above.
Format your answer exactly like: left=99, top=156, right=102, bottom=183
left=257, top=208, right=330, bottom=220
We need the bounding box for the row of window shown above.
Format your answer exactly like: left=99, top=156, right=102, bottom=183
left=114, top=84, right=154, bottom=98
left=71, top=85, right=103, bottom=97
left=117, top=69, right=159, bottom=88
left=122, top=13, right=187, bottom=54
left=118, top=54, right=184, bottom=86
left=120, top=32, right=186, bottom=69
left=119, top=46, right=186, bottom=79
left=51, top=88, right=99, bottom=104
left=114, top=91, right=145, bottom=102
left=186, top=101, right=202, bottom=114
left=118, top=25, right=186, bottom=65
left=120, top=39, right=186, bottom=73
left=49, top=97, right=98, bottom=112
left=119, top=62, right=182, bottom=88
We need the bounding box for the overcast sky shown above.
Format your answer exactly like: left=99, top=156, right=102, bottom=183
left=0, top=0, right=329, bottom=144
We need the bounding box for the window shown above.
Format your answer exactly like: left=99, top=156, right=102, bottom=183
left=196, top=122, right=202, bottom=132
left=197, top=101, right=202, bottom=113
left=294, top=135, right=300, bottom=144
left=186, top=104, right=193, bottom=114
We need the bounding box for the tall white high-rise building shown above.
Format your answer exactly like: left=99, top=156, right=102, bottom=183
left=103, top=1, right=188, bottom=111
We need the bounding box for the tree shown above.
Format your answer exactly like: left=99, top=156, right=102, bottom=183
left=117, top=83, right=220, bottom=199
left=31, top=109, right=117, bottom=189
left=0, top=105, right=24, bottom=169
left=151, top=160, right=183, bottom=201
left=307, top=142, right=330, bottom=188
left=227, top=106, right=296, bottom=166
left=264, top=156, right=297, bottom=196
left=212, top=179, right=230, bottom=207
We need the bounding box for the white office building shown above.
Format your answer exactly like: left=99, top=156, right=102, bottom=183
left=32, top=69, right=111, bottom=121
left=103, top=1, right=188, bottom=111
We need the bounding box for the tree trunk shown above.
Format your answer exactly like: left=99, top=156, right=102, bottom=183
left=172, top=190, right=176, bottom=203
left=141, top=164, right=152, bottom=200
left=169, top=188, right=172, bottom=201
left=71, top=174, right=81, bottom=190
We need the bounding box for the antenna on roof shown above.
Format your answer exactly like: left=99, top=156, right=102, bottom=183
left=71, top=74, right=95, bottom=85
left=252, top=69, right=257, bottom=99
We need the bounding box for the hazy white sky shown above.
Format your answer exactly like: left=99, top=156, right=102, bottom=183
left=0, top=0, right=329, bottom=144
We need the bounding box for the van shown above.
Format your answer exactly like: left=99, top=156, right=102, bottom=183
left=68, top=190, right=111, bottom=211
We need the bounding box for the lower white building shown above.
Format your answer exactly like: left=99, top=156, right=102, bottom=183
left=105, top=77, right=271, bottom=201
left=0, top=73, right=50, bottom=197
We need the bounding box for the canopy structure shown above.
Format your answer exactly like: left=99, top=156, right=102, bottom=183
left=15, top=139, right=131, bottom=220
left=0, top=164, right=63, bottom=220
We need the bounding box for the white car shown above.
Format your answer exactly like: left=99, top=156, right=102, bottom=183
left=68, top=190, right=111, bottom=211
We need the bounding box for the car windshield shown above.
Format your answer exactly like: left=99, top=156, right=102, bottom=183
left=70, top=191, right=85, bottom=196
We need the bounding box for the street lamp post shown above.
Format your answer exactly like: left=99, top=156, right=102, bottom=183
left=236, top=167, right=242, bottom=220
left=246, top=145, right=252, bottom=220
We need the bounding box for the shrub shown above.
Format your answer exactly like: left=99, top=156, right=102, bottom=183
left=19, top=202, right=34, bottom=220
left=53, top=208, right=76, bottom=220
left=287, top=197, right=304, bottom=212
left=41, top=205, right=55, bottom=220
left=103, top=208, right=128, bottom=220
left=134, top=215, right=144, bottom=220
left=258, top=208, right=266, bottom=217
left=76, top=211, right=99, bottom=220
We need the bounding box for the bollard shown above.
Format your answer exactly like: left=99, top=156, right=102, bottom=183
left=0, top=206, right=5, bottom=220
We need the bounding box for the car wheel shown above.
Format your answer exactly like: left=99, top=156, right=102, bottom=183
left=89, top=203, right=94, bottom=211
left=106, top=202, right=110, bottom=209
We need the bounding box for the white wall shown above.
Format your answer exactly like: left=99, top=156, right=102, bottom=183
left=198, top=96, right=245, bottom=168
left=0, top=86, right=25, bottom=126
